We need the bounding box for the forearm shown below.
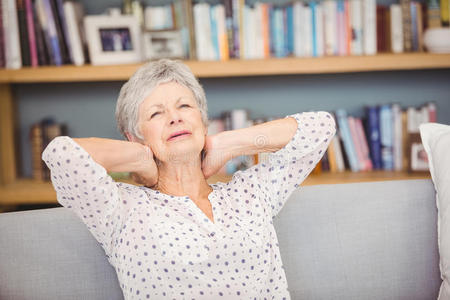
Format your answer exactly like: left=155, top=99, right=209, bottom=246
left=218, top=116, right=298, bottom=158
left=72, top=137, right=151, bottom=173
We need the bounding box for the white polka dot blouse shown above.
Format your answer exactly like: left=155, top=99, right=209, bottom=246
left=42, top=111, right=336, bottom=300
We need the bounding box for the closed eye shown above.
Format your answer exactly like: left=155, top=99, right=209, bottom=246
left=150, top=112, right=160, bottom=118
left=180, top=104, right=190, bottom=108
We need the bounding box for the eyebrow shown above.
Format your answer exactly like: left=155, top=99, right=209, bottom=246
left=147, top=97, right=189, bottom=110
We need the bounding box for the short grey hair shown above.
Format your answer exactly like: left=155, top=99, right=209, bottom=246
left=115, top=59, right=209, bottom=141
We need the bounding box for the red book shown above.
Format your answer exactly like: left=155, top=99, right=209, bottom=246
left=25, top=0, right=39, bottom=67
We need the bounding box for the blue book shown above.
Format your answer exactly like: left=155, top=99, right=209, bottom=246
left=274, top=8, right=284, bottom=57
left=210, top=5, right=219, bottom=60
left=379, top=104, right=394, bottom=170
left=410, top=3, right=418, bottom=51
left=41, top=0, right=62, bottom=65
left=310, top=2, right=317, bottom=57
left=269, top=5, right=276, bottom=56
left=336, top=109, right=359, bottom=172
left=286, top=4, right=294, bottom=55
left=366, top=106, right=382, bottom=169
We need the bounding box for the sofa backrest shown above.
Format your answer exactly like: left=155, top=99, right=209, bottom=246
left=0, top=179, right=441, bottom=299
left=274, top=179, right=441, bottom=299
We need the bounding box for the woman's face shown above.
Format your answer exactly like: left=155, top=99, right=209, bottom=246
left=137, top=81, right=207, bottom=164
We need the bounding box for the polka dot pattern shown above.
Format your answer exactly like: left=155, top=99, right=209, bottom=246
left=41, top=111, right=336, bottom=300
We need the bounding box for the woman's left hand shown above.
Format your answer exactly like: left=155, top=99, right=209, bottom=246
left=201, top=134, right=232, bottom=179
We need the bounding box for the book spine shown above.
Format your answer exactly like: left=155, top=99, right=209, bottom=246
left=392, top=103, right=403, bottom=171
left=348, top=116, right=366, bottom=171
left=315, top=2, right=324, bottom=56
left=336, top=109, right=359, bottom=172
left=324, top=0, right=337, bottom=56
left=25, top=0, right=38, bottom=66
left=345, top=0, right=351, bottom=54
left=210, top=5, right=219, bottom=60
left=286, top=4, right=294, bottom=56
left=390, top=4, right=404, bottom=53
left=42, top=0, right=62, bottom=65
left=63, top=1, right=84, bottom=66
left=367, top=106, right=382, bottom=169
left=337, top=0, right=346, bottom=55
left=261, top=3, right=270, bottom=58
left=363, top=0, right=377, bottom=55
left=400, top=0, right=413, bottom=52
left=410, top=1, right=418, bottom=51
left=379, top=104, right=394, bottom=170
left=17, top=0, right=31, bottom=66
left=30, top=123, right=45, bottom=181
left=223, top=0, right=235, bottom=58
left=355, top=117, right=373, bottom=170
left=232, top=0, right=240, bottom=58
left=4, top=0, right=22, bottom=69
left=350, top=0, right=363, bottom=55
left=303, top=3, right=312, bottom=56
left=311, top=2, right=317, bottom=57
left=55, top=0, right=73, bottom=64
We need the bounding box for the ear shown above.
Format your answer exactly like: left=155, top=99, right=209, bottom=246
left=125, top=132, right=135, bottom=142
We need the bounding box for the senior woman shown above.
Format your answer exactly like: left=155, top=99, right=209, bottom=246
left=42, top=59, right=336, bottom=300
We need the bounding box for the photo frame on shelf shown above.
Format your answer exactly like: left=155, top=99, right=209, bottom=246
left=407, top=133, right=430, bottom=173
left=84, top=15, right=142, bottom=65
left=142, top=30, right=184, bottom=60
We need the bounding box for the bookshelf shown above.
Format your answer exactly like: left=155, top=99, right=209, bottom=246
left=1, top=53, right=450, bottom=82
left=0, top=54, right=443, bottom=210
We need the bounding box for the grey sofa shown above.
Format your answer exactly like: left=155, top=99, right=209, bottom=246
left=0, top=179, right=442, bottom=300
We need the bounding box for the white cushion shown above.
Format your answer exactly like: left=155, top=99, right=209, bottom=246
left=420, top=123, right=450, bottom=300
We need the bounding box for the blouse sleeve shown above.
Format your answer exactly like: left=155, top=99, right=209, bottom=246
left=235, top=111, right=336, bottom=218
left=41, top=136, right=123, bottom=258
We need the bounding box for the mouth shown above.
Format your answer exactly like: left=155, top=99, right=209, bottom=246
left=167, top=130, right=192, bottom=141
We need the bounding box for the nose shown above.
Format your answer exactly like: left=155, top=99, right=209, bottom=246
left=168, top=109, right=183, bottom=125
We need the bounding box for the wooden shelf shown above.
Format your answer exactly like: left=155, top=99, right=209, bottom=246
left=1, top=53, right=449, bottom=83
left=0, top=171, right=430, bottom=205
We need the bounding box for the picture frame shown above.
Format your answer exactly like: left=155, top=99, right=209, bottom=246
left=142, top=30, right=184, bottom=60
left=84, top=15, right=142, bottom=66
left=407, top=133, right=430, bottom=173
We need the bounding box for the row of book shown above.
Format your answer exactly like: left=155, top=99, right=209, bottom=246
left=1, top=0, right=87, bottom=69
left=30, top=103, right=436, bottom=182
left=193, top=0, right=437, bottom=60
left=315, top=102, right=436, bottom=174
left=3, top=0, right=449, bottom=69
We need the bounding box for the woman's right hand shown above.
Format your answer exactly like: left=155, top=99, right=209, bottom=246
left=130, top=144, right=159, bottom=187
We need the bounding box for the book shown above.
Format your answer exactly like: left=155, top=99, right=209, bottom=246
left=63, top=1, right=86, bottom=66
left=363, top=0, right=377, bottom=55
left=3, top=0, right=22, bottom=69
left=25, top=0, right=39, bottom=67
left=30, top=118, right=67, bottom=181
left=336, top=109, right=359, bottom=172
left=348, top=116, right=366, bottom=170
left=379, top=104, right=394, bottom=170
left=392, top=103, right=403, bottom=171
left=355, top=117, right=373, bottom=171
left=390, top=4, right=404, bottom=53
left=350, top=0, right=363, bottom=55
left=366, top=106, right=382, bottom=169
left=17, top=0, right=31, bottom=66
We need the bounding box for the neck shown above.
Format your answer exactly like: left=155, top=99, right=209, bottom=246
left=154, top=156, right=212, bottom=200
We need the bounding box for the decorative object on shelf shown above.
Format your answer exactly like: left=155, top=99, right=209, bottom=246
left=84, top=14, right=142, bottom=65
left=424, top=27, right=450, bottom=53
left=407, top=133, right=429, bottom=172
left=142, top=30, right=184, bottom=60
